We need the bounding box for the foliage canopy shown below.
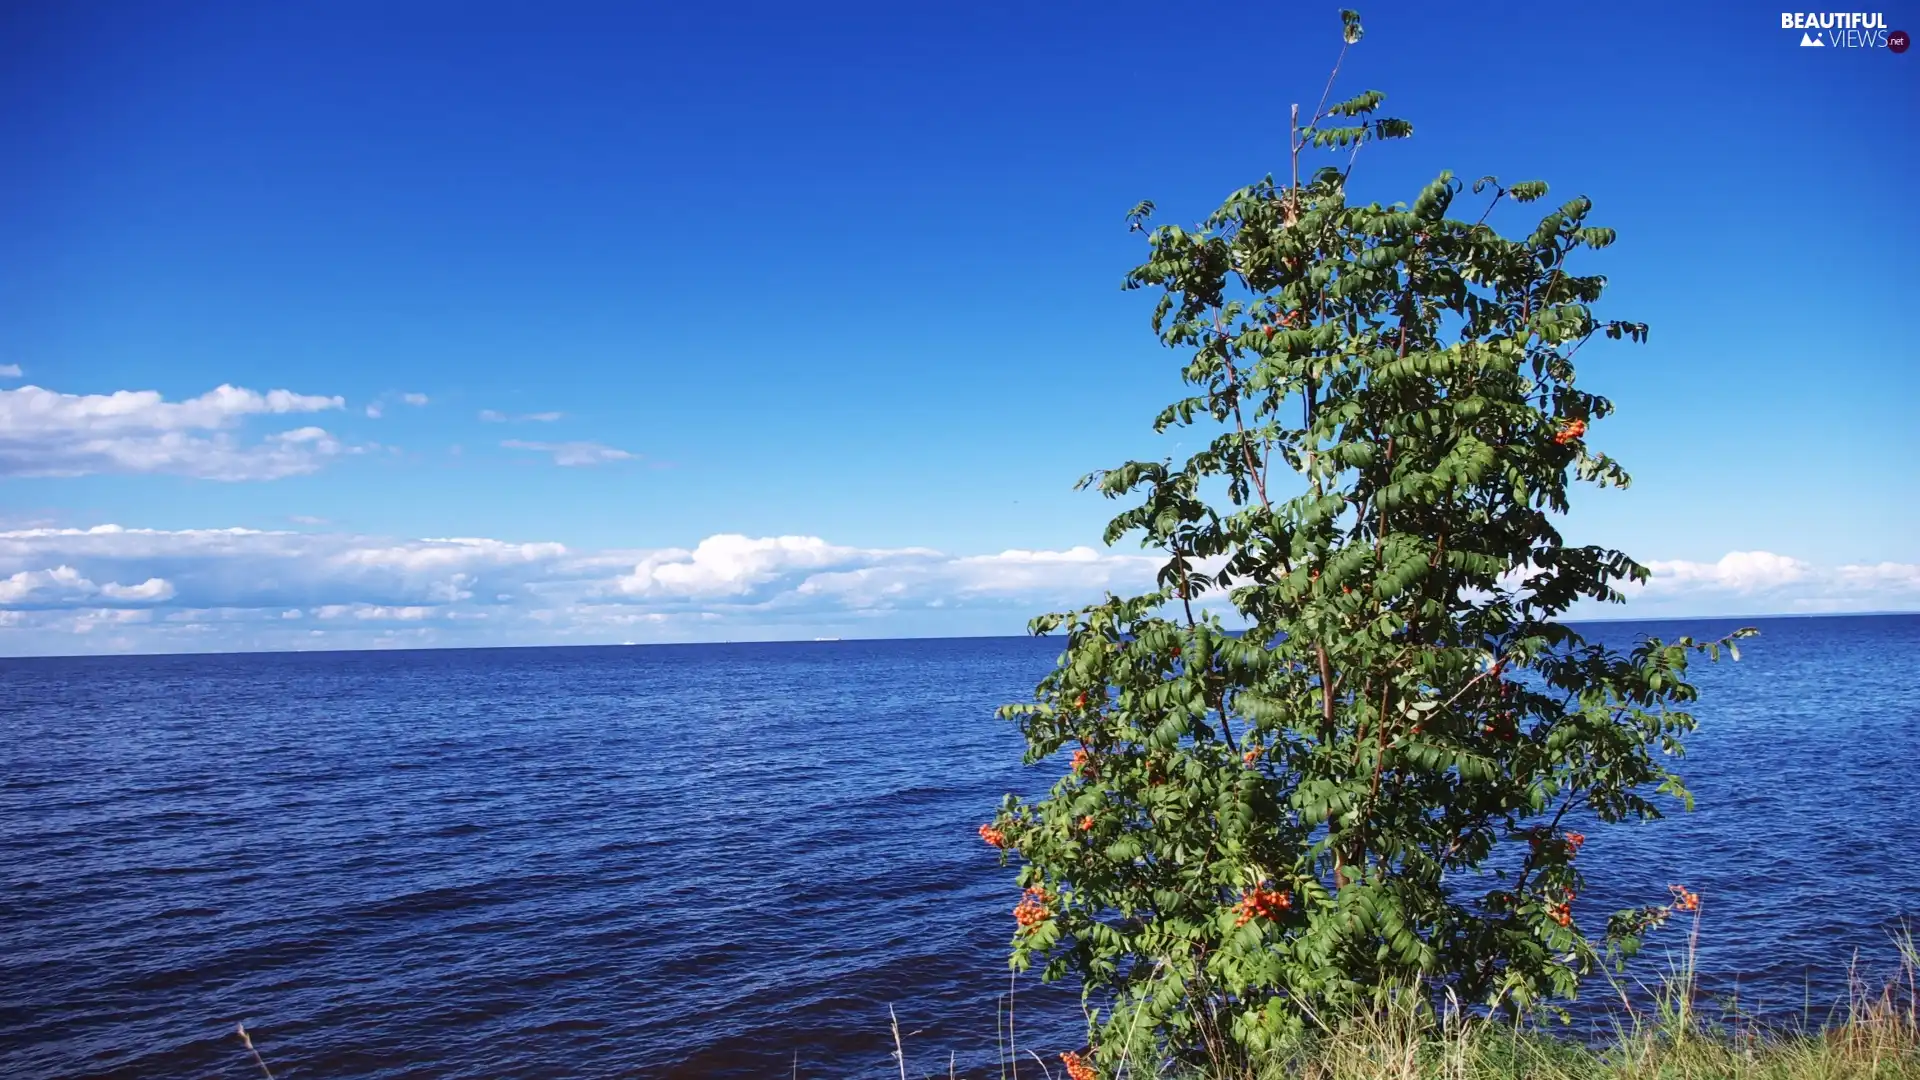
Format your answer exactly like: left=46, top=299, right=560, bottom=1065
left=984, top=10, right=1753, bottom=1072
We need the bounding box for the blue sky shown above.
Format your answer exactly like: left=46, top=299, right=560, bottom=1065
left=2, top=1, right=1915, bottom=654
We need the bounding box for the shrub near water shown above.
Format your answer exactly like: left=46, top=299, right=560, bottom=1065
left=983, top=9, right=1755, bottom=1075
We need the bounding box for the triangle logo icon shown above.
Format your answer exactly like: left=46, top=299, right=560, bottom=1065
left=1801, top=31, right=1824, bottom=45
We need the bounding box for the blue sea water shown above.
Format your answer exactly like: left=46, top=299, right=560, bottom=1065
left=1, top=614, right=1916, bottom=1079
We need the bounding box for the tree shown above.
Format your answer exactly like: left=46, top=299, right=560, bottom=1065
left=983, top=10, right=1752, bottom=1073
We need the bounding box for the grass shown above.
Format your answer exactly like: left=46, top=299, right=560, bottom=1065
left=226, top=924, right=1919, bottom=1080
left=1164, top=947, right=1920, bottom=1080
left=916, top=923, right=1920, bottom=1080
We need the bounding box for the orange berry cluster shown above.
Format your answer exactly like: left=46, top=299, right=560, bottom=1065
left=1069, top=748, right=1096, bottom=779
left=1078, top=815, right=1095, bottom=832
left=1526, top=829, right=1583, bottom=857
left=1547, top=899, right=1572, bottom=927
left=1669, top=884, right=1700, bottom=912
left=1242, top=745, right=1262, bottom=767
left=1553, top=419, right=1587, bottom=445
left=1259, top=310, right=1303, bottom=338
left=1060, top=1050, right=1097, bottom=1080
left=979, top=823, right=1008, bottom=849
left=1013, top=886, right=1053, bottom=930
left=1232, top=885, right=1292, bottom=928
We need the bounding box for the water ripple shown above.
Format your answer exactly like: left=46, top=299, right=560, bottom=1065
left=1, top=618, right=1915, bottom=1078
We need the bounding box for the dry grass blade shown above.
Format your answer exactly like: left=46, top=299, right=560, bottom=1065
left=890, top=1004, right=908, bottom=1080
left=233, top=1022, right=276, bottom=1080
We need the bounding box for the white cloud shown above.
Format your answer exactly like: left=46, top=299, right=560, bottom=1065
left=0, top=526, right=583, bottom=616
left=1644, top=551, right=1810, bottom=591
left=331, top=536, right=568, bottom=574
left=0, top=525, right=1166, bottom=653
left=0, top=382, right=352, bottom=479
left=501, top=439, right=634, bottom=466
left=101, top=577, right=176, bottom=601
left=0, top=565, right=175, bottom=608
left=365, top=391, right=428, bottom=418
left=480, top=409, right=563, bottom=423
left=1602, top=551, right=1920, bottom=616
left=793, top=545, right=1165, bottom=609
left=315, top=604, right=436, bottom=621
left=0, top=529, right=1910, bottom=656
left=616, top=535, right=940, bottom=601
left=0, top=364, right=20, bottom=378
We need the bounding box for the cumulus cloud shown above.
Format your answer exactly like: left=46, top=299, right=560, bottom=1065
left=615, top=535, right=933, bottom=600
left=0, top=383, right=353, bottom=479
left=0, top=528, right=1910, bottom=656
left=1611, top=551, right=1920, bottom=615
left=0, top=526, right=1169, bottom=653
left=0, top=364, right=21, bottom=378
left=401, top=393, right=430, bottom=406
left=0, top=526, right=576, bottom=616
left=0, top=565, right=175, bottom=608
left=794, top=545, right=1166, bottom=610
left=1642, top=551, right=1809, bottom=591
left=501, top=439, right=634, bottom=466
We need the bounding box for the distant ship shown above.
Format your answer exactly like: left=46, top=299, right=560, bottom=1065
left=813, top=637, right=840, bottom=642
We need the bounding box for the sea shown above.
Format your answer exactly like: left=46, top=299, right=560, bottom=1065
left=2, top=614, right=1916, bottom=1078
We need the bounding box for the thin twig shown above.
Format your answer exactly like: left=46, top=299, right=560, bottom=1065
left=1311, top=40, right=1353, bottom=124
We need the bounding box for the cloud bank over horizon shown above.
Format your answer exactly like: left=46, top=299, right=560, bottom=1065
left=1, top=525, right=1912, bottom=657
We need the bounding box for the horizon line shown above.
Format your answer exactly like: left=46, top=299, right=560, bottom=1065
left=3, top=609, right=1913, bottom=662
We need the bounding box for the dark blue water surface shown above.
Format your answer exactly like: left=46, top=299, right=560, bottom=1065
left=2, top=615, right=1916, bottom=1078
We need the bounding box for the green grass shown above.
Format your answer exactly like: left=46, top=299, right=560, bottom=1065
left=228, top=924, right=1919, bottom=1080
left=920, top=927, right=1920, bottom=1080
left=1144, top=959, right=1920, bottom=1080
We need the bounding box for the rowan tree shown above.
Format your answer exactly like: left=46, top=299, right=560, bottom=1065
left=983, top=10, right=1752, bottom=1072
